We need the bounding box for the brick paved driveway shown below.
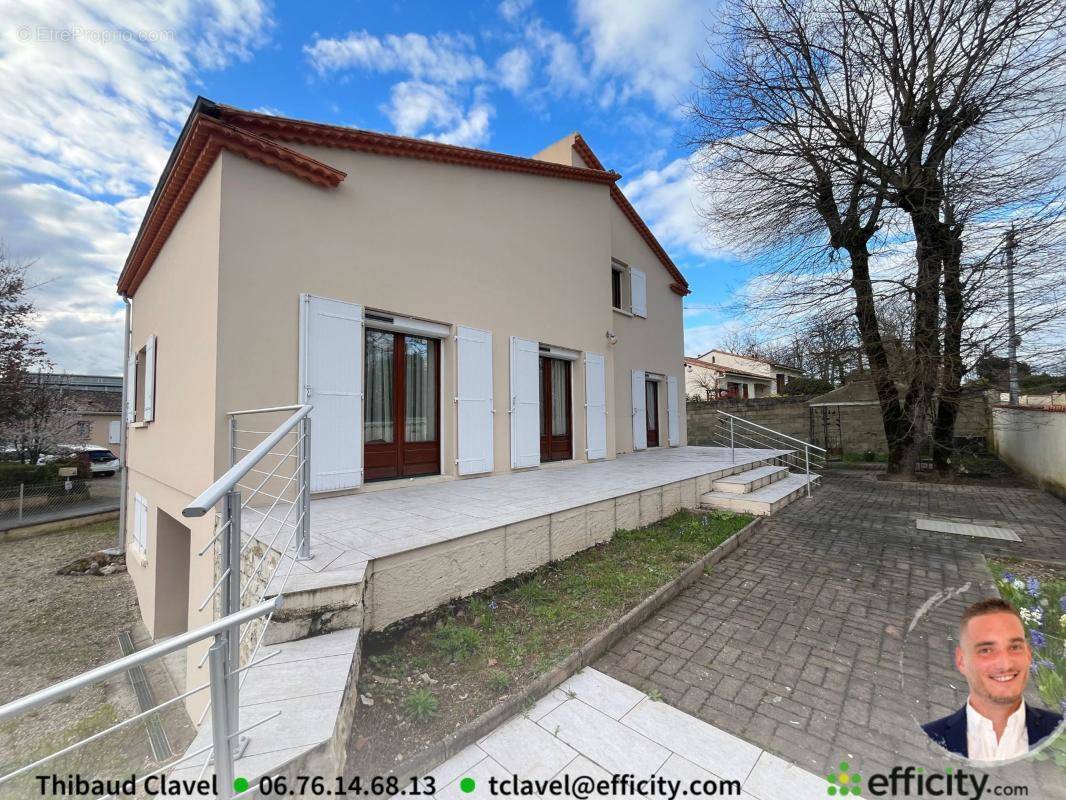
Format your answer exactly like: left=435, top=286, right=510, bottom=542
left=597, top=469, right=1066, bottom=797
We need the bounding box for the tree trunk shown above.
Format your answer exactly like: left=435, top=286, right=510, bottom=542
left=902, top=209, right=947, bottom=475
left=933, top=226, right=965, bottom=475
left=847, top=245, right=912, bottom=473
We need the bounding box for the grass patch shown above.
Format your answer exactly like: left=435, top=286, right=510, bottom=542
left=351, top=508, right=751, bottom=773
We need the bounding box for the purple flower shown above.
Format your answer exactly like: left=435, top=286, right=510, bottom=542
left=1027, top=577, right=1041, bottom=597
left=1060, top=595, right=1066, bottom=613
left=1038, top=659, right=1055, bottom=670
left=1030, top=663, right=1039, bottom=675
left=489, top=598, right=498, bottom=611
left=1003, top=572, right=1015, bottom=583
left=1030, top=630, right=1047, bottom=648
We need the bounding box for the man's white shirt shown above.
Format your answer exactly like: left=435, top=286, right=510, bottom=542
left=966, top=700, right=1029, bottom=761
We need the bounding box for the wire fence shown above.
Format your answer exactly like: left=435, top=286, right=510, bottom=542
left=0, top=476, right=122, bottom=527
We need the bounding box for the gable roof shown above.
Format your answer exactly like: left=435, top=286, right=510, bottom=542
left=684, top=357, right=769, bottom=382
left=571, top=135, right=689, bottom=296
left=118, top=98, right=689, bottom=298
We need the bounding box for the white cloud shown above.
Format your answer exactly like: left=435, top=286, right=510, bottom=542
left=304, top=31, right=486, bottom=85
left=0, top=0, right=273, bottom=372
left=498, top=0, right=533, bottom=23
left=496, top=47, right=532, bottom=93
left=622, top=156, right=728, bottom=257
left=574, top=0, right=709, bottom=111
left=380, top=82, right=494, bottom=148
left=524, top=19, right=591, bottom=96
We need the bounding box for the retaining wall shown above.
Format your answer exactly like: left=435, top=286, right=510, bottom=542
left=992, top=407, right=1066, bottom=498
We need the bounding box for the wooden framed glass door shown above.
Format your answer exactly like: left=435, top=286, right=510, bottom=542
left=540, top=356, right=572, bottom=462
left=364, top=329, right=441, bottom=481
left=646, top=379, right=660, bottom=447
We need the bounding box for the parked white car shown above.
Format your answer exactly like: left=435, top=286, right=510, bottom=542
left=85, top=448, right=122, bottom=476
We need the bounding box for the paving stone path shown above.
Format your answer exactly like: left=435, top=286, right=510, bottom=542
left=597, top=469, right=1066, bottom=798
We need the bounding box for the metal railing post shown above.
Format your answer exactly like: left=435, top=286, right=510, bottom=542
left=297, top=415, right=312, bottom=561
left=228, top=415, right=236, bottom=469
left=208, top=636, right=235, bottom=800
left=729, top=418, right=735, bottom=463
left=805, top=445, right=811, bottom=498
left=219, top=490, right=245, bottom=756
left=17, top=484, right=23, bottom=521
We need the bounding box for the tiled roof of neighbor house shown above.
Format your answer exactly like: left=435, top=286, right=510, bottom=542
left=808, top=380, right=907, bottom=406
left=683, top=357, right=769, bottom=381
left=697, top=349, right=802, bottom=373
left=118, top=98, right=690, bottom=297
left=65, top=389, right=122, bottom=414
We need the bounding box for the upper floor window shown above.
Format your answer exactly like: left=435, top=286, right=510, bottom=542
left=611, top=261, right=647, bottom=318
left=127, top=334, right=157, bottom=424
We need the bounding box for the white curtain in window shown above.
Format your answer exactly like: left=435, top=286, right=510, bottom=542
left=364, top=330, right=394, bottom=443
left=551, top=359, right=568, bottom=435
left=405, top=336, right=436, bottom=442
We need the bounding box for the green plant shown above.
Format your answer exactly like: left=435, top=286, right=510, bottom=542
left=487, top=671, right=510, bottom=692
left=647, top=688, right=663, bottom=702
left=405, top=688, right=439, bottom=721
left=432, top=622, right=481, bottom=661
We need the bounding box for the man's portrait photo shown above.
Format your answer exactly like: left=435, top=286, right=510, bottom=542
left=923, top=598, right=1064, bottom=762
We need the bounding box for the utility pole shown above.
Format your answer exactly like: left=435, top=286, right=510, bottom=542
left=1005, top=225, right=1020, bottom=405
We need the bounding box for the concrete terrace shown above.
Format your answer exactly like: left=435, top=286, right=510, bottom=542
left=249, top=446, right=794, bottom=628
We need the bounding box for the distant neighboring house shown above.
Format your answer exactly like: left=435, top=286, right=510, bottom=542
left=685, top=351, right=804, bottom=400
left=5, top=374, right=123, bottom=450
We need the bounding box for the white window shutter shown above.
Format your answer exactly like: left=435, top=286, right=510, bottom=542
left=457, top=326, right=494, bottom=475
left=630, top=268, right=647, bottom=318
left=510, top=336, right=540, bottom=469
left=667, top=376, right=680, bottom=446
left=301, top=295, right=364, bottom=492
left=143, top=335, right=157, bottom=422
left=631, top=369, right=647, bottom=450
left=126, top=353, right=137, bottom=423
left=584, top=353, right=607, bottom=460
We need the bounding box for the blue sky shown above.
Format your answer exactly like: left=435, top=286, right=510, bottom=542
left=1, top=0, right=753, bottom=374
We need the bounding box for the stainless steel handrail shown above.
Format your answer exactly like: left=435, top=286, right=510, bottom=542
left=228, top=404, right=307, bottom=417
left=715, top=409, right=827, bottom=453
left=0, top=597, right=280, bottom=723
left=184, top=405, right=311, bottom=518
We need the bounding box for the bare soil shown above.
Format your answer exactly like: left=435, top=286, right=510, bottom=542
left=0, top=521, right=192, bottom=798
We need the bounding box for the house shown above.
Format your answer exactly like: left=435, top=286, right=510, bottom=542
left=115, top=97, right=692, bottom=645
left=685, top=350, right=803, bottom=400
left=41, top=375, right=124, bottom=446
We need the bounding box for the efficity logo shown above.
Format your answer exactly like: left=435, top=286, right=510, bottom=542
left=826, top=761, right=861, bottom=796
left=826, top=763, right=996, bottom=798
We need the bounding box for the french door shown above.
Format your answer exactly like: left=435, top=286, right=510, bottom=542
left=539, top=356, right=572, bottom=462
left=646, top=380, right=660, bottom=448
left=364, top=329, right=441, bottom=481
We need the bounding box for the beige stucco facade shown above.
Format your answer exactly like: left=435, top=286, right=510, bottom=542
left=120, top=121, right=688, bottom=702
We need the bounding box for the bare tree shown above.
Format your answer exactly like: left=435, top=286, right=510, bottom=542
left=690, top=0, right=1066, bottom=476
left=0, top=241, right=49, bottom=429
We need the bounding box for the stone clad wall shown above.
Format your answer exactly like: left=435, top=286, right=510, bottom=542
left=688, top=393, right=991, bottom=455
left=687, top=397, right=814, bottom=445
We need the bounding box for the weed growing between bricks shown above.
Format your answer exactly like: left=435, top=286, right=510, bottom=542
left=348, top=509, right=752, bottom=775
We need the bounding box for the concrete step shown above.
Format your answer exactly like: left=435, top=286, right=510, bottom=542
left=171, top=627, right=362, bottom=795
left=700, top=473, right=819, bottom=516
left=263, top=564, right=366, bottom=645
left=711, top=465, right=790, bottom=494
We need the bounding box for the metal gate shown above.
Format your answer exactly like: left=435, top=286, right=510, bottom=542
left=809, top=405, right=843, bottom=461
